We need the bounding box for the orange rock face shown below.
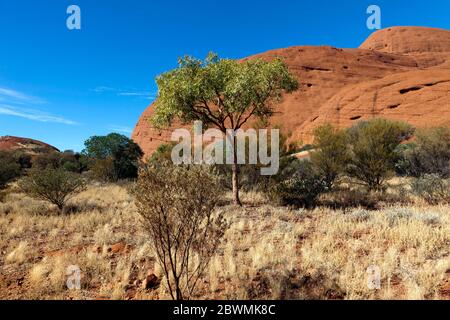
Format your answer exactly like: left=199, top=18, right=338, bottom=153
left=132, top=26, right=450, bottom=157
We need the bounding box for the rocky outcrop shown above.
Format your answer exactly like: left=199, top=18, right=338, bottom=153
left=132, top=26, right=450, bottom=157
left=0, top=136, right=59, bottom=155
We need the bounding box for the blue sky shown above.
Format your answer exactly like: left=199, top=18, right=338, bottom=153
left=0, top=0, right=449, bottom=151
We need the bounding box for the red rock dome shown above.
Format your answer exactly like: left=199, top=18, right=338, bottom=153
left=132, top=26, right=450, bottom=157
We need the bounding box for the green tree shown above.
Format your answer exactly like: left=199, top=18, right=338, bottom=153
left=347, top=118, right=414, bottom=190
left=311, top=124, right=350, bottom=189
left=151, top=53, right=298, bottom=205
left=83, top=133, right=143, bottom=181
left=19, top=168, right=86, bottom=212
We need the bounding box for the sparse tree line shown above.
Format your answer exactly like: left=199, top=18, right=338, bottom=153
left=0, top=133, right=143, bottom=211
left=148, top=118, right=450, bottom=209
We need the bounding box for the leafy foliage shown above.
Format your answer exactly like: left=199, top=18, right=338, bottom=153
left=269, top=160, right=327, bottom=208
left=33, top=150, right=89, bottom=173
left=19, top=168, right=86, bottom=211
left=0, top=151, right=21, bottom=189
left=311, top=124, right=350, bottom=189
left=152, top=52, right=298, bottom=130
left=346, top=118, right=414, bottom=190
left=407, top=127, right=450, bottom=178
left=83, top=133, right=143, bottom=181
left=411, top=174, right=450, bottom=204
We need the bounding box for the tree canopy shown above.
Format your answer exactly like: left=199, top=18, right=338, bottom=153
left=151, top=52, right=298, bottom=131
left=83, top=133, right=143, bottom=181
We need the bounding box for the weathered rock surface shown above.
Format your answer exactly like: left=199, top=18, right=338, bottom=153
left=132, top=26, right=450, bottom=157
left=0, top=136, right=59, bottom=155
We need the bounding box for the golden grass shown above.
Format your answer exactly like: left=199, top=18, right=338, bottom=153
left=0, top=182, right=448, bottom=300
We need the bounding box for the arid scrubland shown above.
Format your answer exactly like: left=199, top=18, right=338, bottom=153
left=0, top=182, right=449, bottom=300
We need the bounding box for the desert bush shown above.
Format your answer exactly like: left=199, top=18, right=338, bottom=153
left=311, top=124, right=350, bottom=189
left=407, top=127, right=450, bottom=178
left=216, top=129, right=301, bottom=193
left=268, top=160, right=327, bottom=208
left=0, top=151, right=21, bottom=189
left=19, top=168, right=86, bottom=212
left=134, top=163, right=227, bottom=300
left=394, top=143, right=416, bottom=176
left=13, top=152, right=32, bottom=170
left=33, top=152, right=62, bottom=170
left=411, top=174, right=450, bottom=204
left=90, top=158, right=116, bottom=182
left=346, top=118, right=414, bottom=190
left=33, top=150, right=89, bottom=173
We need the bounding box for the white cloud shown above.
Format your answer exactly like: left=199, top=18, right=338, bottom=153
left=92, top=86, right=115, bottom=93
left=109, top=125, right=133, bottom=134
left=0, top=87, right=45, bottom=104
left=117, top=91, right=156, bottom=99
left=0, top=104, right=78, bottom=125
left=93, top=86, right=156, bottom=100
left=0, top=86, right=78, bottom=126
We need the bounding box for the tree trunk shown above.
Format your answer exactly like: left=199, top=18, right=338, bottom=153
left=176, top=286, right=183, bottom=300
left=231, top=135, right=242, bottom=206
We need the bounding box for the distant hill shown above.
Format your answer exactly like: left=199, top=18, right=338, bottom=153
left=132, top=26, right=450, bottom=158
left=0, top=136, right=59, bottom=155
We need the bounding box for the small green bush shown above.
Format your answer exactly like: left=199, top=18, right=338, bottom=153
left=407, top=127, right=450, bottom=178
left=346, top=118, right=414, bottom=190
left=311, top=124, right=350, bottom=189
left=268, top=160, right=327, bottom=208
left=33, top=150, right=89, bottom=173
left=0, top=151, right=21, bottom=189
left=19, top=168, right=86, bottom=212
left=411, top=174, right=450, bottom=204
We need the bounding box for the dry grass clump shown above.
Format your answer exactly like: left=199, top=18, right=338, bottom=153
left=300, top=205, right=449, bottom=299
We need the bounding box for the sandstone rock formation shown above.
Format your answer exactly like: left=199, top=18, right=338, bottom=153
left=132, top=26, right=450, bottom=157
left=0, top=136, right=59, bottom=155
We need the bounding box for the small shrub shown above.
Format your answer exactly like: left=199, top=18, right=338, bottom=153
left=407, top=127, right=450, bottom=178
left=346, top=118, right=414, bottom=190
left=33, top=152, right=62, bottom=170
left=91, top=158, right=116, bottom=182
left=19, top=168, right=86, bottom=212
left=134, top=163, right=227, bottom=300
left=269, top=160, right=327, bottom=208
left=411, top=174, right=450, bottom=204
left=311, top=124, right=350, bottom=189
left=0, top=151, right=21, bottom=189
left=33, top=150, right=89, bottom=173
